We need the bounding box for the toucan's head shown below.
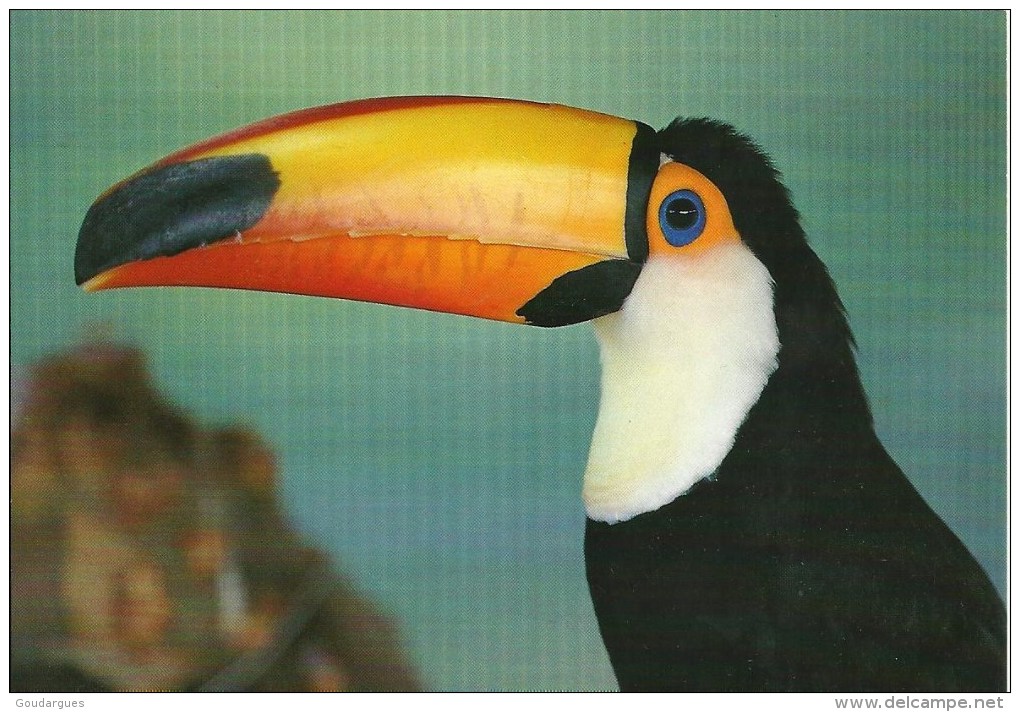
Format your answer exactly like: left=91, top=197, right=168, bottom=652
left=76, top=96, right=856, bottom=522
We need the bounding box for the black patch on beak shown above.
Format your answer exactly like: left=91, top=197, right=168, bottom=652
left=516, top=259, right=643, bottom=327
left=624, top=122, right=658, bottom=265
left=75, top=154, right=280, bottom=285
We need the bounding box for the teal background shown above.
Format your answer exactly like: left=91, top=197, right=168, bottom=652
left=11, top=11, right=1007, bottom=691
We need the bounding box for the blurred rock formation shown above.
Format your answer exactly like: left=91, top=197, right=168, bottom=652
left=11, top=341, right=421, bottom=692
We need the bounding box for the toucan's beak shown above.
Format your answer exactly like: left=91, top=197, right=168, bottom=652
left=75, top=96, right=658, bottom=326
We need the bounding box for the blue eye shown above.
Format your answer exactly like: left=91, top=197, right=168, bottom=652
left=658, top=189, right=706, bottom=247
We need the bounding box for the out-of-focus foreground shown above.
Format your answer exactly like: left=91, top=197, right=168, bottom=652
left=10, top=341, right=422, bottom=692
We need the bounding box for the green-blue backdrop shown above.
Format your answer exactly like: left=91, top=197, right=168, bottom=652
left=11, top=10, right=1007, bottom=691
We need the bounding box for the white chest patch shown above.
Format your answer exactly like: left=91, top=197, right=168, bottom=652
left=583, top=243, right=780, bottom=523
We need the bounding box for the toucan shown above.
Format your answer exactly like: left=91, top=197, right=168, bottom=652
left=74, top=96, right=1006, bottom=692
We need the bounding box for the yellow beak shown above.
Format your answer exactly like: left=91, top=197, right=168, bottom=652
left=75, top=96, right=657, bottom=326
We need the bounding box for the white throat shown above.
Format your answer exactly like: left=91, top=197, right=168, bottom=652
left=583, top=243, right=780, bottom=523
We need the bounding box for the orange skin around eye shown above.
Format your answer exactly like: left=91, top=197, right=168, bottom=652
left=645, top=162, right=741, bottom=258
